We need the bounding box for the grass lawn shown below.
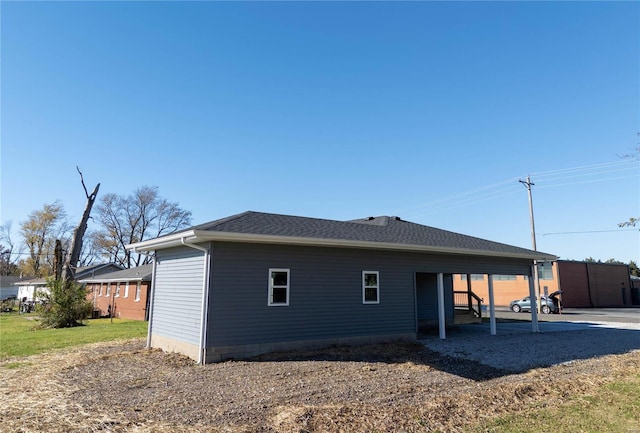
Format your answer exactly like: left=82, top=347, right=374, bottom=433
left=0, top=313, right=147, bottom=360
left=471, top=371, right=640, bottom=433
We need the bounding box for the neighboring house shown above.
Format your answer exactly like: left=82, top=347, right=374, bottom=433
left=14, top=263, right=124, bottom=303
left=455, top=260, right=636, bottom=308
left=127, top=211, right=556, bottom=364
left=80, top=264, right=153, bottom=321
left=15, top=278, right=48, bottom=303
left=74, top=263, right=124, bottom=280
left=1, top=275, right=34, bottom=300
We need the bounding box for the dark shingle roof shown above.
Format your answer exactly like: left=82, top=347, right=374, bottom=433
left=75, top=263, right=124, bottom=279
left=188, top=211, right=554, bottom=259
left=78, top=264, right=153, bottom=283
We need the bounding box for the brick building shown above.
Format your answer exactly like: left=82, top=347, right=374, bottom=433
left=81, top=264, right=152, bottom=321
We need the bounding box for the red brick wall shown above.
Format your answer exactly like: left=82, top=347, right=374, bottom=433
left=587, top=263, right=631, bottom=307
left=86, top=281, right=149, bottom=321
left=557, top=261, right=591, bottom=308
left=557, top=262, right=632, bottom=307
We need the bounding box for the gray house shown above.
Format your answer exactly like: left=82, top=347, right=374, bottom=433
left=127, top=211, right=556, bottom=363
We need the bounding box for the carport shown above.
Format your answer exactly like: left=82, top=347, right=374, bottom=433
left=428, top=267, right=548, bottom=340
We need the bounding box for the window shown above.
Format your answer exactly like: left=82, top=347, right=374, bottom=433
left=268, top=269, right=289, bottom=306
left=461, top=274, right=484, bottom=281
left=98, top=283, right=103, bottom=297
left=106, top=283, right=111, bottom=297
left=538, top=263, right=554, bottom=280
left=135, top=282, right=141, bottom=302
left=362, top=271, right=379, bottom=304
left=493, top=274, right=517, bottom=281
left=115, top=283, right=121, bottom=298
left=124, top=282, right=129, bottom=298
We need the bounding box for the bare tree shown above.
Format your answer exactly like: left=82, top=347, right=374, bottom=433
left=61, top=167, right=100, bottom=282
left=77, top=231, right=100, bottom=267
left=0, top=221, right=20, bottom=274
left=19, top=201, right=69, bottom=277
left=0, top=246, right=18, bottom=276
left=94, top=186, right=192, bottom=268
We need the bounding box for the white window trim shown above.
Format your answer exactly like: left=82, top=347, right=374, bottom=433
left=98, top=283, right=103, bottom=297
left=135, top=282, right=141, bottom=302
left=268, top=268, right=290, bottom=307
left=115, top=282, right=121, bottom=298
left=124, top=282, right=129, bottom=298
left=362, top=271, right=380, bottom=304
left=106, top=283, right=111, bottom=297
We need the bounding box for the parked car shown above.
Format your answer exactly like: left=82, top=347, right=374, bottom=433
left=509, top=293, right=561, bottom=314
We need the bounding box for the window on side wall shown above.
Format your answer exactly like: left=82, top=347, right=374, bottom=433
left=268, top=269, right=289, bottom=306
left=98, top=283, right=103, bottom=297
left=135, top=282, right=141, bottom=302
left=493, top=274, right=517, bottom=281
left=106, top=283, right=111, bottom=297
left=115, top=283, right=121, bottom=298
left=537, top=263, right=554, bottom=280
left=461, top=274, right=484, bottom=281
left=362, top=271, right=379, bottom=304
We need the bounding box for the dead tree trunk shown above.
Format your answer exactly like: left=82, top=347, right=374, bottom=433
left=61, top=167, right=100, bottom=283
left=54, top=239, right=63, bottom=280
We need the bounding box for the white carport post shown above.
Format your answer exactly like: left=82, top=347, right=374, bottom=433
left=487, top=274, right=496, bottom=336
left=528, top=265, right=540, bottom=333
left=437, top=273, right=446, bottom=339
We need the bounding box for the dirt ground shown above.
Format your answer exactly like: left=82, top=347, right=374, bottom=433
left=1, top=338, right=638, bottom=433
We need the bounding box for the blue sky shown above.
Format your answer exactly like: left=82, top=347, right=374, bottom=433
left=1, top=1, right=639, bottom=263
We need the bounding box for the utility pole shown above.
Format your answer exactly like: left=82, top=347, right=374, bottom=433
left=520, top=176, right=541, bottom=317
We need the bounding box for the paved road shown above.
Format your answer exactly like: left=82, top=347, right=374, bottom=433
left=495, top=307, right=640, bottom=324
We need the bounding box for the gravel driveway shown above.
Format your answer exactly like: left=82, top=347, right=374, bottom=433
left=422, top=320, right=640, bottom=372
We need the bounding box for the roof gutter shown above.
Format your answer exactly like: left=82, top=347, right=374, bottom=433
left=78, top=277, right=147, bottom=284
left=180, top=238, right=211, bottom=365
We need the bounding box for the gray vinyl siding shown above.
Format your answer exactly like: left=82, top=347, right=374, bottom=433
left=415, top=273, right=454, bottom=323
left=207, top=242, right=532, bottom=347
left=152, top=246, right=206, bottom=345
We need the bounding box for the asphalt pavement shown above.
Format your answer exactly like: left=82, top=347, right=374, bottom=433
left=495, top=307, right=640, bottom=325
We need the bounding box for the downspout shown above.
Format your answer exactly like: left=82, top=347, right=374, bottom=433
left=181, top=238, right=211, bottom=365
left=134, top=248, right=157, bottom=349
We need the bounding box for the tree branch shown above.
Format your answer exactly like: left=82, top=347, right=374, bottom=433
left=76, top=166, right=90, bottom=199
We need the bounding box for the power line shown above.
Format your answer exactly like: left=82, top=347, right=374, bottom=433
left=536, top=173, right=639, bottom=189
left=534, top=165, right=638, bottom=184
left=398, top=159, right=637, bottom=220
left=542, top=229, right=639, bottom=236
left=531, top=159, right=637, bottom=179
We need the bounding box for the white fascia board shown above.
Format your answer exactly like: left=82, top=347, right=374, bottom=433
left=126, top=229, right=557, bottom=261
left=79, top=277, right=145, bottom=284
left=126, top=230, right=198, bottom=251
